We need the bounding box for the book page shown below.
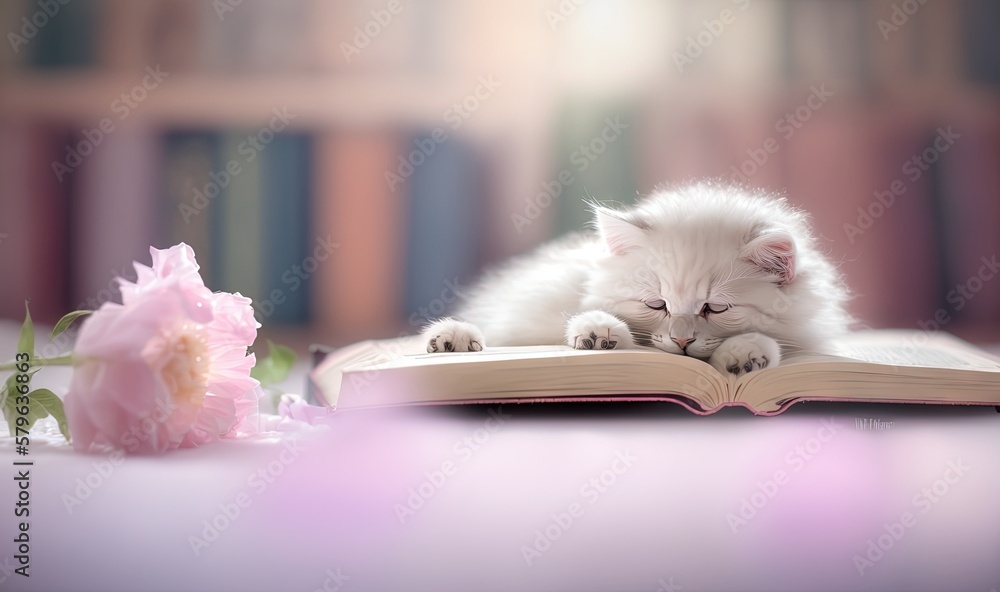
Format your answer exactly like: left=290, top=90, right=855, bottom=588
left=831, top=344, right=1000, bottom=371
left=830, top=331, right=1000, bottom=372
left=320, top=339, right=729, bottom=410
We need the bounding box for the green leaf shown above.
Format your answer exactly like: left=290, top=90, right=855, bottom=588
left=250, top=340, right=296, bottom=386
left=49, top=310, right=91, bottom=341
left=2, top=369, right=43, bottom=437
left=18, top=301, right=33, bottom=358
left=0, top=383, right=11, bottom=436
left=29, top=389, right=69, bottom=441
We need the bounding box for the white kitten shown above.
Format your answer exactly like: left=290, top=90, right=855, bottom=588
left=423, top=183, right=851, bottom=376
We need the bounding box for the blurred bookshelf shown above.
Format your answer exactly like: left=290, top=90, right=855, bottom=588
left=1, top=0, right=1000, bottom=347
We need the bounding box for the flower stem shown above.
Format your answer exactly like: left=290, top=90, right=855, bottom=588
left=0, top=354, right=73, bottom=371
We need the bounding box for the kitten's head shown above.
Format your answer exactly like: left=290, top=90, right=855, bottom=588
left=584, top=184, right=816, bottom=359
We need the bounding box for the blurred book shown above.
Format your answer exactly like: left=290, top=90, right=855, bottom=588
left=636, top=96, right=720, bottom=191
left=198, top=0, right=319, bottom=73
left=553, top=102, right=637, bottom=236
left=27, top=0, right=97, bottom=69
left=74, top=124, right=159, bottom=310
left=261, top=133, right=312, bottom=324
left=935, top=120, right=1000, bottom=327
left=146, top=0, right=204, bottom=74
left=162, top=130, right=219, bottom=286
left=0, top=0, right=30, bottom=71
left=0, top=123, right=72, bottom=322
left=244, top=0, right=313, bottom=73
left=97, top=0, right=158, bottom=71
left=785, top=0, right=868, bottom=86
left=198, top=0, right=256, bottom=72
left=212, top=132, right=263, bottom=305
left=313, top=131, right=405, bottom=340
left=635, top=96, right=785, bottom=193
left=673, top=0, right=783, bottom=84
left=963, top=0, right=1000, bottom=86
left=403, top=133, right=482, bottom=324
left=783, top=107, right=941, bottom=328
left=867, top=0, right=924, bottom=84
left=310, top=0, right=422, bottom=73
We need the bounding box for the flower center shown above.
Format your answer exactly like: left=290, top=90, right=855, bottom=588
left=161, top=327, right=210, bottom=407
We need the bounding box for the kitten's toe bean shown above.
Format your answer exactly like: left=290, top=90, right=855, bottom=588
left=709, top=333, right=780, bottom=377
left=566, top=311, right=633, bottom=350
left=422, top=318, right=486, bottom=353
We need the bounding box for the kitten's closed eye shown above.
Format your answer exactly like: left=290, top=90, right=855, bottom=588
left=701, top=303, right=730, bottom=316
left=645, top=299, right=667, bottom=311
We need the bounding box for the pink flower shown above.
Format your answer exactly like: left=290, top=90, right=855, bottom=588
left=65, top=244, right=261, bottom=454
left=278, top=393, right=335, bottom=425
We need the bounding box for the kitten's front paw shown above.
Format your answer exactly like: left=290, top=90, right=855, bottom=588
left=422, top=318, right=485, bottom=353
left=565, top=310, right=634, bottom=350
left=708, top=333, right=780, bottom=377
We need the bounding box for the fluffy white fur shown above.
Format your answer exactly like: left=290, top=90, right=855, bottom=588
left=423, top=183, right=851, bottom=376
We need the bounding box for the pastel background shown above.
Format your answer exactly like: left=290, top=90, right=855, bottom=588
left=2, top=3, right=1000, bottom=592
left=1, top=0, right=999, bottom=349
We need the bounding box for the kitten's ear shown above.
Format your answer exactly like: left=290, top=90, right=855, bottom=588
left=742, top=228, right=796, bottom=285
left=593, top=206, right=648, bottom=256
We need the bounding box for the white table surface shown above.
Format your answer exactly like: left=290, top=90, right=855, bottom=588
left=1, top=323, right=999, bottom=592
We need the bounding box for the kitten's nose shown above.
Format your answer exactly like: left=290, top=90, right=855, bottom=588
left=671, top=336, right=695, bottom=350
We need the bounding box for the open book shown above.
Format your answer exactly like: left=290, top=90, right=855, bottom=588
left=309, top=331, right=1000, bottom=415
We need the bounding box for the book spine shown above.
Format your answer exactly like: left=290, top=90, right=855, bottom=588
left=162, top=130, right=219, bottom=286
left=551, top=103, right=637, bottom=237
left=785, top=0, right=867, bottom=86
left=97, top=0, right=157, bottom=71
left=212, top=131, right=263, bottom=304
left=403, top=132, right=481, bottom=325
left=935, top=121, right=1000, bottom=327
left=961, top=0, right=1000, bottom=86
left=260, top=132, right=311, bottom=324
left=783, top=108, right=943, bottom=328
left=27, top=0, right=97, bottom=69
left=0, top=122, right=72, bottom=322
left=313, top=130, right=405, bottom=341
left=74, top=123, right=159, bottom=311
left=0, top=0, right=30, bottom=72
